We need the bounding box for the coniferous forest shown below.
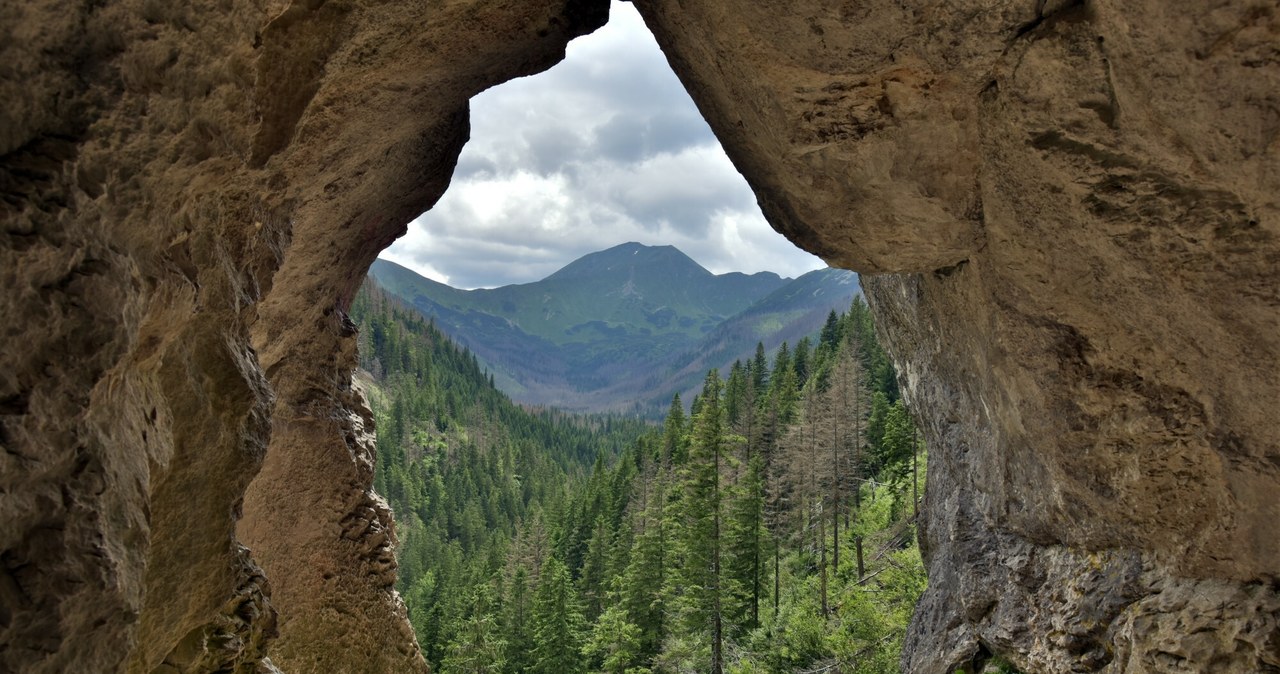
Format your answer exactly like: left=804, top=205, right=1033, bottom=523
left=352, top=281, right=927, bottom=674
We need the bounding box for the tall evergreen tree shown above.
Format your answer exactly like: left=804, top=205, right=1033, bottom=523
left=619, top=475, right=667, bottom=659
left=578, top=514, right=612, bottom=621
left=672, top=370, right=728, bottom=674
left=662, top=393, right=686, bottom=467
left=724, top=360, right=748, bottom=429
left=723, top=450, right=766, bottom=633
left=793, top=336, right=812, bottom=388
left=583, top=603, right=643, bottom=674
left=751, top=342, right=770, bottom=404
left=530, top=556, right=585, bottom=674
left=442, top=586, right=506, bottom=674
left=501, top=566, right=534, bottom=674
left=819, top=309, right=842, bottom=355
left=770, top=343, right=800, bottom=427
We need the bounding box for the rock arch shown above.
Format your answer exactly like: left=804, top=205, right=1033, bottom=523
left=1, top=1, right=1276, bottom=672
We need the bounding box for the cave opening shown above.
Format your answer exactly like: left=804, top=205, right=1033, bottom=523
left=372, top=0, right=835, bottom=414
left=351, top=3, right=930, bottom=672
left=7, top=1, right=1278, bottom=672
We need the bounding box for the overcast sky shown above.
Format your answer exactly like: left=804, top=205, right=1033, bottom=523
left=380, top=1, right=826, bottom=290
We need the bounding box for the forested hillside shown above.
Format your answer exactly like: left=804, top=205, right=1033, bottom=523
left=354, top=280, right=928, bottom=673
left=350, top=284, right=651, bottom=665
left=369, top=245, right=859, bottom=416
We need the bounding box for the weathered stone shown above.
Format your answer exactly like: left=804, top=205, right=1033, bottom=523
left=2, top=0, right=1277, bottom=672
left=3, top=0, right=606, bottom=672
left=629, top=0, right=1279, bottom=670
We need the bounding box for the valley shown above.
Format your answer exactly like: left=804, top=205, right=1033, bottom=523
left=371, top=242, right=860, bottom=415
left=353, top=271, right=927, bottom=674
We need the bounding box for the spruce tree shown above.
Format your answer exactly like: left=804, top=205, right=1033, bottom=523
left=819, top=308, right=842, bottom=355
left=751, top=342, right=769, bottom=404
left=501, top=566, right=534, bottom=674
left=441, top=585, right=506, bottom=674
left=582, top=603, right=643, bottom=674
left=619, top=472, right=667, bottom=659
left=723, top=450, right=766, bottom=633
left=530, top=556, right=585, bottom=674
left=672, top=370, right=727, bottom=674
left=578, top=514, right=612, bottom=621
left=793, top=336, right=812, bottom=388
left=662, top=394, right=686, bottom=467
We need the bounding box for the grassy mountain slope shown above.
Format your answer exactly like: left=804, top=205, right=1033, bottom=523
left=649, top=267, right=862, bottom=408
left=370, top=244, right=859, bottom=415
left=375, top=243, right=784, bottom=344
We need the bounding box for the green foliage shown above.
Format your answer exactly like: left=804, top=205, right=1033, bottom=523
left=442, top=586, right=506, bottom=674
left=363, top=283, right=929, bottom=674
left=368, top=250, right=861, bottom=417
left=583, top=604, right=643, bottom=674
left=531, top=557, right=585, bottom=674
left=501, top=566, right=535, bottom=674
left=723, top=452, right=766, bottom=633
left=352, top=281, right=647, bottom=670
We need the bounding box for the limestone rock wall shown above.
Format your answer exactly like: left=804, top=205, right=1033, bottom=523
left=1, top=0, right=605, bottom=672
left=2, top=0, right=1277, bottom=673
left=632, top=0, right=1279, bottom=671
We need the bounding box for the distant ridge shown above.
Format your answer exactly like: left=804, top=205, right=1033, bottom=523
left=369, top=244, right=859, bottom=415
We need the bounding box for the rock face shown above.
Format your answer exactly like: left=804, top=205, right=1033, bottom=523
left=635, top=0, right=1280, bottom=670
left=1, top=1, right=1276, bottom=674
left=2, top=0, right=605, bottom=671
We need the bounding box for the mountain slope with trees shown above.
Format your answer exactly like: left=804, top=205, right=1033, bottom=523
left=355, top=278, right=928, bottom=673
left=351, top=283, right=650, bottom=666
left=369, top=244, right=860, bottom=415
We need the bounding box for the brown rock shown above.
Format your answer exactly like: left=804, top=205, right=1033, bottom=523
left=2, top=0, right=1277, bottom=672
left=635, top=0, right=1279, bottom=669
left=2, top=0, right=605, bottom=672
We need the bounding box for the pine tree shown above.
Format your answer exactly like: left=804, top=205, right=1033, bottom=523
left=879, top=400, right=917, bottom=520
left=441, top=585, right=506, bottom=674
left=671, top=370, right=728, bottom=674
left=662, top=394, right=686, bottom=467
left=819, top=309, right=842, bottom=356
left=756, top=345, right=794, bottom=620
left=501, top=566, right=534, bottom=674
left=751, top=342, right=769, bottom=404
left=578, top=514, right=612, bottom=621
left=724, top=360, right=747, bottom=429
left=723, top=450, right=766, bottom=633
left=770, top=343, right=800, bottom=427
left=793, top=337, right=812, bottom=388
left=582, top=603, right=643, bottom=674
left=530, top=556, right=585, bottom=674
left=619, top=472, right=667, bottom=659
left=865, top=391, right=891, bottom=473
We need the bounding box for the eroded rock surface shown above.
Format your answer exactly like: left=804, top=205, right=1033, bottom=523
left=2, top=0, right=604, bottom=672
left=632, top=0, right=1279, bottom=670
left=2, top=0, right=1277, bottom=672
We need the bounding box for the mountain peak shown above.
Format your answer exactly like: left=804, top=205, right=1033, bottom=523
left=544, top=242, right=712, bottom=282
left=368, top=247, right=857, bottom=414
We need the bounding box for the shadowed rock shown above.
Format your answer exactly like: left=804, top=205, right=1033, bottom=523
left=1, top=0, right=1276, bottom=672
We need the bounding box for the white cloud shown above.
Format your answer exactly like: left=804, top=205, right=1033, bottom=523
left=383, top=0, right=825, bottom=289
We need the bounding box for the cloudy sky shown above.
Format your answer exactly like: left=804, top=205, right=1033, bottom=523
left=380, top=1, right=826, bottom=290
